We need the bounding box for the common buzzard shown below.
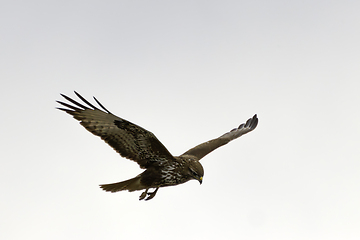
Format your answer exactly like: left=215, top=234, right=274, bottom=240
left=57, top=92, right=258, bottom=200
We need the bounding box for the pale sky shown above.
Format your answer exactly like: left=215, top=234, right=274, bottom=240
left=1, top=1, right=359, bottom=239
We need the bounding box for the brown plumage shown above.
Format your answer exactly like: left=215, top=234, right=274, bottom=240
left=57, top=91, right=258, bottom=200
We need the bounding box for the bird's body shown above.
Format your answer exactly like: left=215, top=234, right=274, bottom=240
left=57, top=92, right=258, bottom=200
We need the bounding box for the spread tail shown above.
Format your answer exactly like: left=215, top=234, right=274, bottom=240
left=99, top=176, right=145, bottom=193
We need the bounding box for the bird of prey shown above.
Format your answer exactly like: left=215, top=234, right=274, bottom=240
left=57, top=92, right=258, bottom=200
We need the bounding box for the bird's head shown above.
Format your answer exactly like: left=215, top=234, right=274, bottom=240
left=188, top=160, right=204, bottom=184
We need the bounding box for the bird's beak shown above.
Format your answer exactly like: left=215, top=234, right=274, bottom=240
left=198, top=177, right=203, bottom=185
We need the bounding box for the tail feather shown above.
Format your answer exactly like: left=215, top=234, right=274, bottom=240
left=99, top=176, right=145, bottom=193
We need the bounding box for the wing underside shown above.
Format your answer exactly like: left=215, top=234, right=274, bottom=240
left=181, top=114, right=258, bottom=160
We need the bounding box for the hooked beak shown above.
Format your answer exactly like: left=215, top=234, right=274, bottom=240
left=198, top=177, right=203, bottom=185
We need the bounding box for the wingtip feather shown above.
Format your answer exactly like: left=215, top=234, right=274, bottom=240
left=93, top=96, right=112, bottom=114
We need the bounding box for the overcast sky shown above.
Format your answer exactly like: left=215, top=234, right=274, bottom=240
left=1, top=1, right=359, bottom=239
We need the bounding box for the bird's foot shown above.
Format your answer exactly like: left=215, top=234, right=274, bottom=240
left=139, top=188, right=159, bottom=201
left=139, top=189, right=148, bottom=200
left=145, top=188, right=159, bottom=201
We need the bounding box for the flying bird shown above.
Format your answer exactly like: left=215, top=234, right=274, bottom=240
left=57, top=92, right=258, bottom=200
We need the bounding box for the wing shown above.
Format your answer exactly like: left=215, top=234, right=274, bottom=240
left=181, top=114, right=258, bottom=160
left=57, top=91, right=175, bottom=169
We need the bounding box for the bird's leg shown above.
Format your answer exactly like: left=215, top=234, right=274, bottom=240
left=139, top=188, right=149, bottom=200
left=145, top=187, right=159, bottom=201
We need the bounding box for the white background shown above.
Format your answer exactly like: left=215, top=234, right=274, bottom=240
left=1, top=1, right=359, bottom=239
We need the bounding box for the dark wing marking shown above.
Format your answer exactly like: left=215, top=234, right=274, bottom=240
left=57, top=91, right=175, bottom=168
left=181, top=114, right=258, bottom=160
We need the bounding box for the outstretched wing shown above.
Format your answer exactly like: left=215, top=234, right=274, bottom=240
left=57, top=91, right=175, bottom=169
left=181, top=114, right=258, bottom=160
